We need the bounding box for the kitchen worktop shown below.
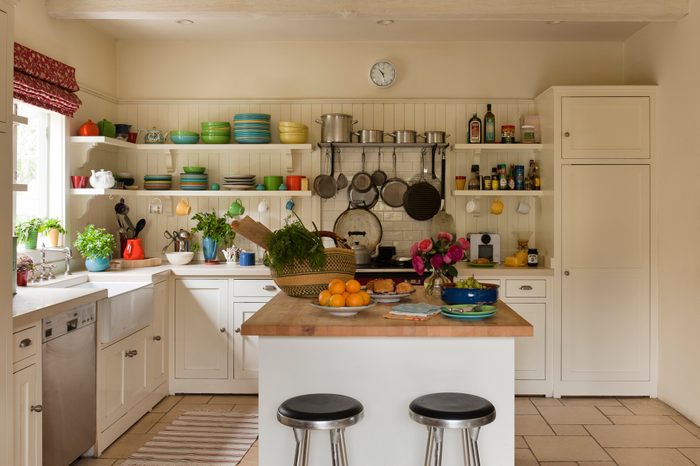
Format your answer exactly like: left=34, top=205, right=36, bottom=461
left=13, top=286, right=108, bottom=329
left=242, top=288, right=533, bottom=337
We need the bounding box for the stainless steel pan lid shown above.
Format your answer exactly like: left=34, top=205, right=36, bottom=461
left=333, top=204, right=383, bottom=254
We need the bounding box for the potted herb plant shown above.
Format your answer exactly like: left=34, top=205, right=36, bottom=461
left=14, top=218, right=44, bottom=250
left=191, top=210, right=236, bottom=262
left=39, top=218, right=66, bottom=248
left=73, top=224, right=115, bottom=272
left=16, top=254, right=34, bottom=287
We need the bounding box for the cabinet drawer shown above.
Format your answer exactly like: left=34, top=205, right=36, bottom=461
left=13, top=326, right=39, bottom=364
left=233, top=279, right=279, bottom=297
left=505, top=279, right=546, bottom=298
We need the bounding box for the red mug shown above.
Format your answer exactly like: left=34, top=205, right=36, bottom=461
left=123, top=238, right=145, bottom=260
left=286, top=175, right=302, bottom=191
left=127, top=132, right=138, bottom=143
left=70, top=175, right=89, bottom=188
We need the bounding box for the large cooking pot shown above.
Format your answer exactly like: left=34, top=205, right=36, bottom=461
left=419, top=131, right=451, bottom=144
left=353, top=129, right=384, bottom=143
left=315, top=113, right=357, bottom=143
left=386, top=130, right=417, bottom=144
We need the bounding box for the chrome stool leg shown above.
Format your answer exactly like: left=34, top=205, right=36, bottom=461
left=292, top=428, right=306, bottom=466
left=461, top=428, right=470, bottom=466
left=433, top=427, right=444, bottom=466
left=423, top=426, right=435, bottom=466
left=469, top=427, right=482, bottom=466
left=330, top=428, right=341, bottom=466
left=339, top=428, right=349, bottom=466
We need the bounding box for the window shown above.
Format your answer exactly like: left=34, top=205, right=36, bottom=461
left=13, top=101, right=66, bottom=244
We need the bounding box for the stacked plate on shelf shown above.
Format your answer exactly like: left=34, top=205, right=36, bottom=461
left=144, top=175, right=173, bottom=190
left=233, top=113, right=271, bottom=144
left=180, top=172, right=209, bottom=190
left=222, top=175, right=256, bottom=190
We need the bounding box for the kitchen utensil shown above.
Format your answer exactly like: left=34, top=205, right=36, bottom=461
left=333, top=203, right=383, bottom=256
left=309, top=300, right=376, bottom=317
left=78, top=119, right=99, bottom=137
left=133, top=219, right=146, bottom=238
left=89, top=169, right=115, bottom=189
left=336, top=148, right=348, bottom=190
left=353, top=129, right=384, bottom=143
left=516, top=200, right=531, bottom=215
left=127, top=132, right=138, bottom=143
left=347, top=231, right=372, bottom=265
left=441, top=283, right=499, bottom=305
left=466, top=199, right=481, bottom=215
left=140, top=127, right=169, bottom=144
left=97, top=119, right=116, bottom=138
left=386, top=130, right=417, bottom=144
left=175, top=199, right=191, bottom=216
left=123, top=238, right=145, bottom=260
left=377, top=246, right=397, bottom=262
left=286, top=175, right=303, bottom=191
left=380, top=149, right=408, bottom=208
left=315, top=113, right=357, bottom=143
left=419, top=131, right=450, bottom=144
left=430, top=201, right=456, bottom=237
left=403, top=151, right=442, bottom=221
left=228, top=198, right=245, bottom=217
left=148, top=198, right=163, bottom=214
left=239, top=251, right=256, bottom=266
left=371, top=149, right=387, bottom=187
left=490, top=198, right=504, bottom=215
left=115, top=198, right=129, bottom=215
left=165, top=251, right=194, bottom=265
left=314, top=148, right=337, bottom=199
left=428, top=147, right=441, bottom=191
left=115, top=124, right=131, bottom=140
left=348, top=183, right=379, bottom=210
left=455, top=176, right=467, bottom=190
left=257, top=199, right=269, bottom=213
left=351, top=149, right=373, bottom=193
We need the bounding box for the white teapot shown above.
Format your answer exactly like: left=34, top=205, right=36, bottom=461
left=89, top=169, right=116, bottom=189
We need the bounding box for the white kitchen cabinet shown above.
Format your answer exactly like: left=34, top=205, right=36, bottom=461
left=561, top=164, right=650, bottom=383
left=147, top=281, right=167, bottom=391
left=0, top=5, right=7, bottom=128
left=561, top=96, right=650, bottom=159
left=174, top=279, right=230, bottom=380
left=13, top=363, right=41, bottom=466
left=511, top=303, right=546, bottom=381
left=233, top=302, right=262, bottom=380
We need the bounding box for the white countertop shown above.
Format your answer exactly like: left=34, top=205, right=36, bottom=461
left=13, top=286, right=108, bottom=329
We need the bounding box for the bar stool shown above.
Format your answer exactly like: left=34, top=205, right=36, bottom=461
left=409, top=392, right=496, bottom=466
left=277, top=393, right=364, bottom=466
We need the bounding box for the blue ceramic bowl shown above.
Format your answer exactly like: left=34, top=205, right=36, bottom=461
left=441, top=283, right=499, bottom=305
left=171, top=134, right=199, bottom=144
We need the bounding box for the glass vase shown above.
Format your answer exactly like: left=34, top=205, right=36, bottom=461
left=424, top=269, right=451, bottom=298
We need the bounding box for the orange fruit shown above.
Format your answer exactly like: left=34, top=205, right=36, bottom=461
left=345, top=279, right=361, bottom=294
left=318, top=290, right=332, bottom=306
left=346, top=293, right=364, bottom=307
left=329, top=294, right=346, bottom=307
left=358, top=290, right=371, bottom=305
left=342, top=291, right=350, bottom=299
left=328, top=279, right=346, bottom=295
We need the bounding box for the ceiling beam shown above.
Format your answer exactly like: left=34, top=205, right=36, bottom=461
left=46, top=0, right=689, bottom=22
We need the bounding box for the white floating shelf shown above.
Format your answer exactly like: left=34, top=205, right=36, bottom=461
left=69, top=136, right=312, bottom=152
left=70, top=188, right=312, bottom=198
left=453, top=190, right=550, bottom=197
left=453, top=143, right=543, bottom=153
left=12, top=184, right=28, bottom=191
left=12, top=114, right=28, bottom=125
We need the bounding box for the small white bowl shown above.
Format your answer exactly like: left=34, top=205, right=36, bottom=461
left=165, top=252, right=194, bottom=265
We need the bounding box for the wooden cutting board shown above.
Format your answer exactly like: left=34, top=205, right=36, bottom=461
left=110, top=257, right=162, bottom=269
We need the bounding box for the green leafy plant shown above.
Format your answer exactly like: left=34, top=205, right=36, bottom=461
left=39, top=218, right=66, bottom=235
left=14, top=218, right=43, bottom=244
left=73, top=225, right=115, bottom=260
left=191, top=210, right=236, bottom=245
left=263, top=217, right=326, bottom=274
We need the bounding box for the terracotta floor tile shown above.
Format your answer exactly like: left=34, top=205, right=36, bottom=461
left=149, top=395, right=182, bottom=413
left=125, top=411, right=165, bottom=434
left=552, top=425, right=588, bottom=436
left=531, top=397, right=564, bottom=407
left=99, top=433, right=156, bottom=459
left=517, top=414, right=556, bottom=436
left=526, top=436, right=611, bottom=462
left=609, top=415, right=676, bottom=425
left=678, top=448, right=700, bottom=464
left=598, top=406, right=634, bottom=416
left=177, top=394, right=212, bottom=404
left=516, top=435, right=528, bottom=448
left=539, top=407, right=611, bottom=425
left=516, top=397, right=540, bottom=414
left=515, top=448, right=540, bottom=466
left=619, top=398, right=680, bottom=416
left=587, top=424, right=700, bottom=448
left=71, top=459, right=116, bottom=466
left=560, top=398, right=622, bottom=407
left=209, top=394, right=259, bottom=405
left=606, top=447, right=695, bottom=465
left=673, top=416, right=700, bottom=439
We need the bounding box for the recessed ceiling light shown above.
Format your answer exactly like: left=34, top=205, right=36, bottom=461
left=176, top=19, right=194, bottom=25
left=377, top=19, right=395, bottom=26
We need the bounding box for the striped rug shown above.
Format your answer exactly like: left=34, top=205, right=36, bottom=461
left=121, top=410, right=258, bottom=466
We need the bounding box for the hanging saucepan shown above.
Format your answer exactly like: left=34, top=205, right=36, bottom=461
left=386, top=130, right=417, bottom=144
left=380, top=148, right=408, bottom=208
left=403, top=150, right=442, bottom=221
left=418, top=131, right=451, bottom=144
left=350, top=148, right=373, bottom=193
left=353, top=129, right=384, bottom=143
left=348, top=183, right=379, bottom=210
left=314, top=147, right=337, bottom=199
left=333, top=202, right=383, bottom=258
left=315, top=113, right=357, bottom=143
left=371, top=148, right=387, bottom=187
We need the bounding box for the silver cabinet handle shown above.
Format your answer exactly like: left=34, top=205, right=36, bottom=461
left=18, top=338, right=32, bottom=348
left=153, top=335, right=162, bottom=341
left=235, top=328, right=241, bottom=334
left=30, top=405, right=43, bottom=413
left=564, top=131, right=571, bottom=137
left=263, top=285, right=277, bottom=291
left=519, top=285, right=533, bottom=291
left=220, top=328, right=226, bottom=333
left=564, top=270, right=570, bottom=276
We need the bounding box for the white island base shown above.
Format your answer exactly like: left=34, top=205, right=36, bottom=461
left=258, top=336, right=515, bottom=466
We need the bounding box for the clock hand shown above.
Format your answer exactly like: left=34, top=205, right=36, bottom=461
left=378, top=68, right=385, bottom=77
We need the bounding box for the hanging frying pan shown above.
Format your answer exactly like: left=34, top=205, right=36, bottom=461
left=348, top=183, right=379, bottom=210
left=371, top=148, right=387, bottom=187
left=333, top=202, right=383, bottom=255
left=380, top=148, right=408, bottom=208
left=315, top=147, right=337, bottom=199
left=403, top=150, right=441, bottom=221
left=350, top=148, right=373, bottom=193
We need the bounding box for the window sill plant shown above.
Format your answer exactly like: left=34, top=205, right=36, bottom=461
left=74, top=224, right=116, bottom=272
left=39, top=218, right=67, bottom=248
left=16, top=254, right=34, bottom=287
left=14, top=218, right=44, bottom=250
left=191, top=210, right=236, bottom=262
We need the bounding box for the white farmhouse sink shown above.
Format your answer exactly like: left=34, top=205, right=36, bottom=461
left=72, top=281, right=153, bottom=344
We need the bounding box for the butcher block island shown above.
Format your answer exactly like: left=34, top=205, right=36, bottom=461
left=242, top=289, right=532, bottom=466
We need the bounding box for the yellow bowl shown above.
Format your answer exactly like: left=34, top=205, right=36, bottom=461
left=279, top=122, right=308, bottom=130
left=280, top=133, right=308, bottom=144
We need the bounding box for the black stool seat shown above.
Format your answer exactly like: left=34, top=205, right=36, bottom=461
left=278, top=393, right=364, bottom=422
left=409, top=392, right=495, bottom=421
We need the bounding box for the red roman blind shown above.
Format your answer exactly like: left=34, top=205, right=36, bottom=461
left=13, top=43, right=82, bottom=117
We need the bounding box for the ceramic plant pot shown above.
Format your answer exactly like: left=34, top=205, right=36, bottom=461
left=16, top=270, right=28, bottom=287
left=202, top=237, right=218, bottom=262
left=46, top=229, right=60, bottom=248
left=85, top=257, right=110, bottom=272
left=24, top=231, right=38, bottom=250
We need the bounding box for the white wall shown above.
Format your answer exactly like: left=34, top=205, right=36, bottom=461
left=624, top=2, right=700, bottom=424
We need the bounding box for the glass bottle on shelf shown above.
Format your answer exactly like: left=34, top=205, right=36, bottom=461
left=491, top=167, right=499, bottom=190
left=483, top=104, right=496, bottom=143
left=498, top=164, right=507, bottom=190
left=468, top=164, right=481, bottom=190
left=507, top=164, right=515, bottom=190
left=533, top=163, right=541, bottom=190
left=482, top=171, right=491, bottom=190
left=468, top=113, right=482, bottom=144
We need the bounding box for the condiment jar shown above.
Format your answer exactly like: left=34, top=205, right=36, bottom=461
left=501, top=125, right=515, bottom=143
left=527, top=248, right=539, bottom=267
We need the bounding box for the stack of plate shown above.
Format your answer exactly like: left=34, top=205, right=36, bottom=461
left=279, top=121, right=308, bottom=144
left=201, top=121, right=231, bottom=144
left=233, top=113, right=271, bottom=144
left=222, top=175, right=256, bottom=190
left=144, top=175, right=172, bottom=190
left=180, top=172, right=209, bottom=191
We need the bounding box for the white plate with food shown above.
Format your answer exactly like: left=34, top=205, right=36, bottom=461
left=309, top=301, right=376, bottom=317
left=366, top=290, right=415, bottom=303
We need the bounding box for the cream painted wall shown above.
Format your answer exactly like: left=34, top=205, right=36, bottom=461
left=624, top=1, right=700, bottom=424
left=115, top=40, right=624, bottom=100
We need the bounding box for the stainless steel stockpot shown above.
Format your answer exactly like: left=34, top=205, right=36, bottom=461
left=353, top=129, right=384, bottom=143
left=315, top=113, right=357, bottom=143
left=386, top=129, right=417, bottom=144
left=420, top=131, right=451, bottom=144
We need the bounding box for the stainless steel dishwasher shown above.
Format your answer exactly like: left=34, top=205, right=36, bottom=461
left=42, top=303, right=97, bottom=466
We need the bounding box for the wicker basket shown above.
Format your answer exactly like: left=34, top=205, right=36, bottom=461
left=270, top=231, right=356, bottom=297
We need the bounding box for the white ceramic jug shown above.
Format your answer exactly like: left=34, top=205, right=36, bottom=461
left=89, top=169, right=116, bottom=189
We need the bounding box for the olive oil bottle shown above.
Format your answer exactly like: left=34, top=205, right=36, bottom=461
left=483, top=104, right=496, bottom=143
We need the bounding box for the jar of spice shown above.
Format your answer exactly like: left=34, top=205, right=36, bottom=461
left=501, top=125, right=516, bottom=143
left=521, top=125, right=536, bottom=144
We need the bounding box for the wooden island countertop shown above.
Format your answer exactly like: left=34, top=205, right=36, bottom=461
left=242, top=288, right=533, bottom=337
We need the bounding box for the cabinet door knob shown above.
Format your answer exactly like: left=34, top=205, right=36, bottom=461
left=153, top=335, right=162, bottom=341
left=30, top=405, right=43, bottom=413
left=263, top=285, right=277, bottom=291
left=564, top=270, right=570, bottom=276
left=519, top=285, right=533, bottom=291
left=18, top=338, right=32, bottom=348
left=564, top=131, right=571, bottom=137
left=235, top=328, right=241, bottom=333
left=220, top=327, right=226, bottom=333
left=125, top=349, right=138, bottom=357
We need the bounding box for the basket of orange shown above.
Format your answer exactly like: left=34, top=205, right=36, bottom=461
left=312, top=279, right=375, bottom=316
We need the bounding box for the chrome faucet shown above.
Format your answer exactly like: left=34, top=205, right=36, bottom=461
left=40, top=245, right=73, bottom=276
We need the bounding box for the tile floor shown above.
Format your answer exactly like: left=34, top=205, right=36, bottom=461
left=73, top=395, right=700, bottom=466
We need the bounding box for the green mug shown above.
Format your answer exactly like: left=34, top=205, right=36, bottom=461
left=228, top=199, right=245, bottom=217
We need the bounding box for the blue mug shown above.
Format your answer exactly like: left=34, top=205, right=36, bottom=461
left=239, top=251, right=255, bottom=266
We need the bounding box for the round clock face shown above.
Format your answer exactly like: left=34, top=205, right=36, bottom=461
left=369, top=60, right=396, bottom=88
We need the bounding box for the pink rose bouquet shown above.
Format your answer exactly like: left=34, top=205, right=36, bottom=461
left=410, top=232, right=470, bottom=280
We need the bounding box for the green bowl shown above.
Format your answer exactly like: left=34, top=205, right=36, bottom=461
left=170, top=130, right=199, bottom=137
left=201, top=121, right=230, bottom=128
left=183, top=166, right=206, bottom=174
left=201, top=129, right=231, bottom=136
left=201, top=135, right=231, bottom=144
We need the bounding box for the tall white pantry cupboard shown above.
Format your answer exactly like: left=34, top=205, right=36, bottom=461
left=535, top=86, right=656, bottom=397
